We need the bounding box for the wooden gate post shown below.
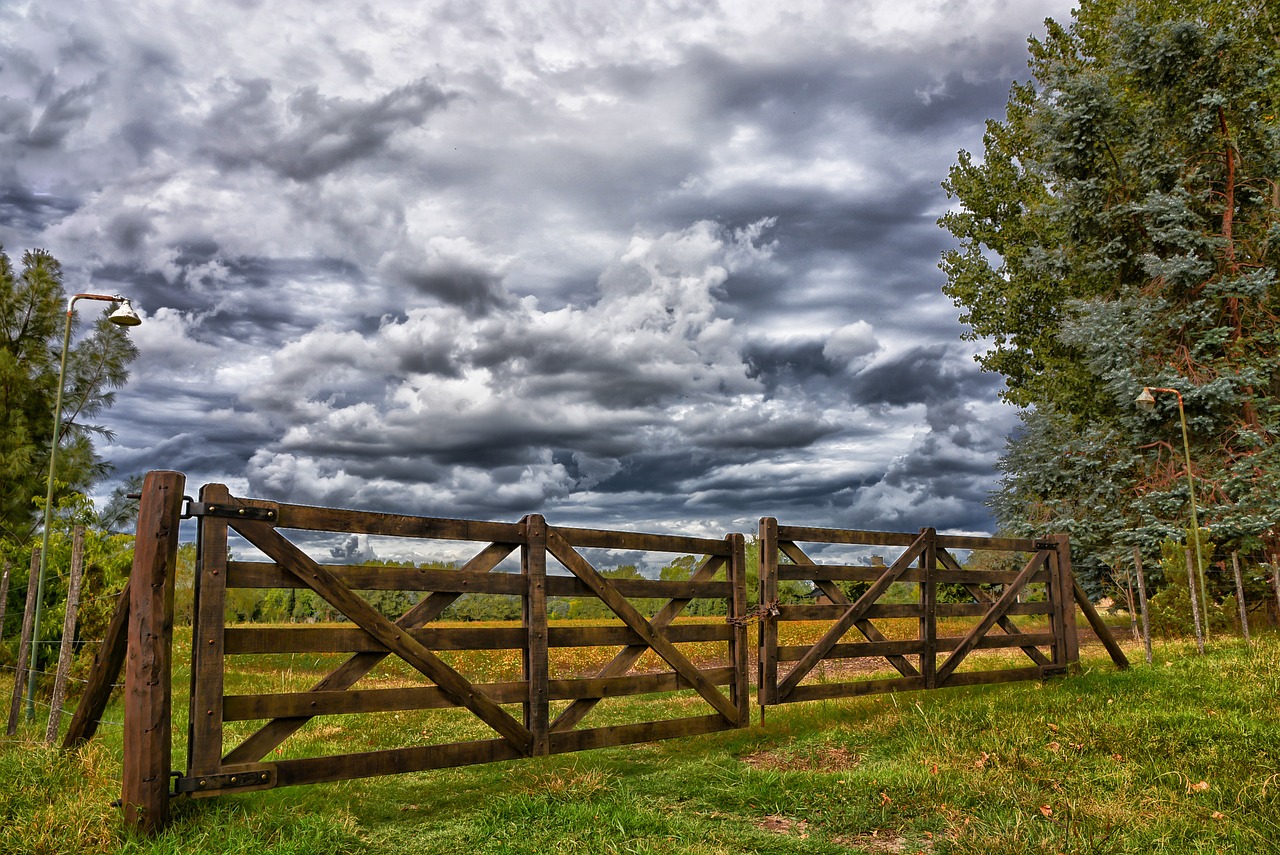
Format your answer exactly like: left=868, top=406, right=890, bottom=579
left=522, top=514, right=549, bottom=756
left=757, top=518, right=779, bottom=710
left=121, top=470, right=185, bottom=834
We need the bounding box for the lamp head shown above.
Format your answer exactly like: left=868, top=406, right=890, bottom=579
left=108, top=298, right=142, bottom=327
left=1135, top=387, right=1156, bottom=412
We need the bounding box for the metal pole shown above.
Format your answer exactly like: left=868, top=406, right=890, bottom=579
left=1173, top=394, right=1210, bottom=639
left=26, top=304, right=76, bottom=720
left=26, top=293, right=137, bottom=720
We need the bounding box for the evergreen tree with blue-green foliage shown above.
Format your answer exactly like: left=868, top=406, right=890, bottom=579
left=940, top=0, right=1280, bottom=595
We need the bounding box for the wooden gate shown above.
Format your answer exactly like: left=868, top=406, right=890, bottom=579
left=182, top=483, right=748, bottom=796
left=757, top=518, right=1118, bottom=706
left=65, top=473, right=1126, bottom=833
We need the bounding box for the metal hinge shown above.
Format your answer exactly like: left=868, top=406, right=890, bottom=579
left=184, top=501, right=279, bottom=523
left=174, top=766, right=276, bottom=795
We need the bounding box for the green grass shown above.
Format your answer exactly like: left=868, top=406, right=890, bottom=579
left=2, top=634, right=1279, bottom=854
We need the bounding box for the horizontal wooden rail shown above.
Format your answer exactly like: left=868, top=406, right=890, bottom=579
left=224, top=621, right=733, bottom=655
left=226, top=561, right=730, bottom=598
left=223, top=667, right=737, bottom=720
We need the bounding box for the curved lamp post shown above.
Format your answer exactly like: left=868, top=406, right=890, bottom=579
left=1135, top=386, right=1209, bottom=639
left=25, top=294, right=141, bottom=720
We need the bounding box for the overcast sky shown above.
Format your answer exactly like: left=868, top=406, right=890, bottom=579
left=1, top=0, right=1076, bottom=557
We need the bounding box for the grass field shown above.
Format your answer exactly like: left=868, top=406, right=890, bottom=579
left=2, top=628, right=1278, bottom=854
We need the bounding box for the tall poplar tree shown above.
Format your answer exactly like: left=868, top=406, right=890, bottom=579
left=0, top=248, right=139, bottom=546
left=940, top=0, right=1280, bottom=589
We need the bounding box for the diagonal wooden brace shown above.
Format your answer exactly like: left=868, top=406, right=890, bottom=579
left=936, top=549, right=1051, bottom=683
left=776, top=532, right=928, bottom=699
left=546, top=529, right=740, bottom=724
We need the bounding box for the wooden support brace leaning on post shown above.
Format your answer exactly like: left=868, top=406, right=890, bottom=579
left=121, top=470, right=186, bottom=834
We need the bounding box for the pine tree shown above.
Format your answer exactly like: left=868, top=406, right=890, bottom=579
left=0, top=248, right=139, bottom=546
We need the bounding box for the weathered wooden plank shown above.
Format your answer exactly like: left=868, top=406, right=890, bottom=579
left=776, top=524, right=1039, bottom=553
left=546, top=529, right=739, bottom=723
left=221, top=542, right=514, bottom=764
left=189, top=484, right=230, bottom=776
left=776, top=564, right=1038, bottom=586
left=935, top=534, right=1041, bottom=552
left=784, top=676, right=925, bottom=703
left=777, top=601, right=1051, bottom=621
left=550, top=553, right=728, bottom=733
left=553, top=526, right=730, bottom=556
left=939, top=665, right=1061, bottom=688
left=920, top=529, right=938, bottom=690
left=727, top=533, right=749, bottom=727
left=758, top=518, right=779, bottom=708
left=227, top=562, right=729, bottom=599
left=7, top=550, right=42, bottom=735
left=223, top=620, right=733, bottom=655
left=229, top=518, right=532, bottom=752
left=270, top=501, right=524, bottom=543
left=548, top=714, right=732, bottom=754
left=62, top=580, right=131, bottom=748
left=223, top=668, right=739, bottom=720
left=935, top=550, right=1050, bottom=683
left=271, top=738, right=524, bottom=790
left=777, top=532, right=928, bottom=700
left=1072, top=577, right=1129, bottom=669
left=522, top=515, right=549, bottom=756
left=45, top=526, right=86, bottom=744
left=122, top=470, right=185, bottom=834
left=1057, top=535, right=1083, bottom=666
left=777, top=525, right=919, bottom=547
left=775, top=632, right=1055, bottom=662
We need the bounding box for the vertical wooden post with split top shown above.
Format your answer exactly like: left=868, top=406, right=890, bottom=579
left=121, top=470, right=185, bottom=834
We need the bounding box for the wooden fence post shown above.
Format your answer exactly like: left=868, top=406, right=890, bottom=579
left=7, top=550, right=41, bottom=734
left=1053, top=535, right=1080, bottom=667
left=45, top=526, right=86, bottom=744
left=1132, top=547, right=1152, bottom=665
left=522, top=514, right=549, bottom=757
left=1185, top=547, right=1205, bottom=654
left=62, top=580, right=131, bottom=748
left=758, top=518, right=778, bottom=711
left=121, top=470, right=185, bottom=834
left=0, top=561, right=11, bottom=646
left=727, top=532, right=749, bottom=728
left=1230, top=552, right=1249, bottom=643
left=1272, top=555, right=1280, bottom=630
left=919, top=528, right=937, bottom=690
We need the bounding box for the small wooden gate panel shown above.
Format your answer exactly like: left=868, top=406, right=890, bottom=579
left=758, top=519, right=1078, bottom=706
left=179, top=484, right=747, bottom=797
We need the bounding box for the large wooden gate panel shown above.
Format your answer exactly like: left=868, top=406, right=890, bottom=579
left=177, top=490, right=747, bottom=797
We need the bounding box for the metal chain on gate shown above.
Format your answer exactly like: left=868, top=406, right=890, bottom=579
left=725, top=599, right=779, bottom=627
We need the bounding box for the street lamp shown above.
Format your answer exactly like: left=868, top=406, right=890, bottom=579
left=1135, top=385, right=1210, bottom=640
left=25, top=293, right=142, bottom=720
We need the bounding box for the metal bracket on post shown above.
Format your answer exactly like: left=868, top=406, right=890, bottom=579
left=174, top=765, right=276, bottom=796
left=184, top=501, right=279, bottom=523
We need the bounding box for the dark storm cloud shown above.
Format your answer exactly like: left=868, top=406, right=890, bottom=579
left=851, top=345, right=997, bottom=407
left=0, top=0, right=1076, bottom=550
left=200, top=78, right=452, bottom=181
